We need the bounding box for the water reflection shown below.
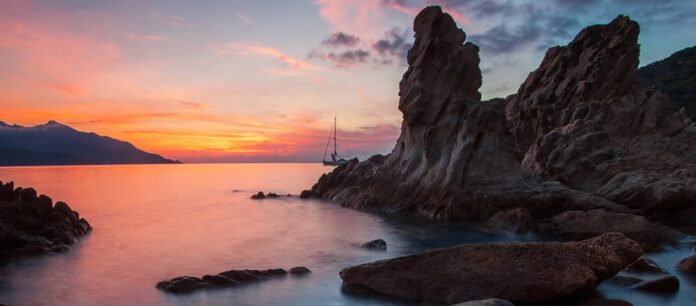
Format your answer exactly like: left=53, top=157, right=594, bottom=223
left=0, top=164, right=693, bottom=305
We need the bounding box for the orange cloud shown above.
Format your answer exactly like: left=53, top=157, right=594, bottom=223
left=214, top=43, right=323, bottom=71
left=127, top=33, right=162, bottom=41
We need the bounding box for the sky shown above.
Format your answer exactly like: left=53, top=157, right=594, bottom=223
left=1, top=0, right=695, bottom=163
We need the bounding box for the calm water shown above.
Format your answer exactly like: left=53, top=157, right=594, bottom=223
left=0, top=164, right=693, bottom=306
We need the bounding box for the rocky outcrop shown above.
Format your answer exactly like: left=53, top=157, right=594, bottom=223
left=624, top=256, right=667, bottom=273
left=505, top=16, right=696, bottom=215
left=157, top=268, right=289, bottom=293
left=550, top=209, right=683, bottom=250
left=308, top=7, right=696, bottom=232
left=310, top=6, right=627, bottom=221
left=340, top=233, right=641, bottom=304
left=487, top=207, right=532, bottom=234
left=638, top=45, right=696, bottom=120
left=0, top=181, right=91, bottom=261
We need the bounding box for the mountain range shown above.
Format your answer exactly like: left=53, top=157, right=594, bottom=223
left=0, top=120, right=179, bottom=166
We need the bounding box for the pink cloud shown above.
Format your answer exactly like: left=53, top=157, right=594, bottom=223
left=214, top=43, right=323, bottom=71
left=236, top=13, right=252, bottom=24
left=127, top=33, right=162, bottom=41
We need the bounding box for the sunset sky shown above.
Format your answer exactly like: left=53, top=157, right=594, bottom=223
left=2, top=0, right=695, bottom=162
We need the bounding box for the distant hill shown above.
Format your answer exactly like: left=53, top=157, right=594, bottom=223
left=638, top=45, right=696, bottom=120
left=0, top=120, right=180, bottom=166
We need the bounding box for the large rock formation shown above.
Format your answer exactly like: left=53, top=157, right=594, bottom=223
left=340, top=233, right=642, bottom=304
left=0, top=181, right=91, bottom=261
left=308, top=7, right=696, bottom=228
left=638, top=45, right=696, bottom=120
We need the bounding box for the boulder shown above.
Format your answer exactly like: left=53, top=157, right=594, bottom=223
left=550, top=209, right=682, bottom=251
left=677, top=255, right=696, bottom=275
left=340, top=233, right=642, bottom=304
left=360, top=239, right=386, bottom=251
left=632, top=275, right=680, bottom=293
left=0, top=185, right=91, bottom=262
left=157, top=268, right=289, bottom=294
left=624, top=256, right=667, bottom=273
left=487, top=207, right=532, bottom=234
left=289, top=266, right=311, bottom=275
left=299, top=190, right=315, bottom=199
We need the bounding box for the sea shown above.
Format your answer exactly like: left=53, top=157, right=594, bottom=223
left=0, top=164, right=693, bottom=306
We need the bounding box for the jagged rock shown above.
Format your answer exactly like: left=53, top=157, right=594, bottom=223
left=550, top=209, right=683, bottom=251
left=0, top=181, right=91, bottom=262
left=487, top=207, right=532, bottom=234
left=309, top=6, right=629, bottom=221
left=360, top=239, right=387, bottom=251
left=250, top=191, right=266, bottom=200
left=677, top=255, right=696, bottom=275
left=632, top=275, right=680, bottom=293
left=624, top=256, right=667, bottom=273
left=505, top=15, right=696, bottom=215
left=156, top=268, right=288, bottom=293
left=340, top=233, right=642, bottom=304
left=289, top=266, right=311, bottom=275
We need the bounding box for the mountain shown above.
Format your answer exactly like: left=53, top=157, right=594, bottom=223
left=0, top=120, right=180, bottom=166
left=638, top=45, right=696, bottom=120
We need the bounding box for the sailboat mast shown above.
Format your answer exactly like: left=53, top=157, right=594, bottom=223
left=333, top=116, right=337, bottom=156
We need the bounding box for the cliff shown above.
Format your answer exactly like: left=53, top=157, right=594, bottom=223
left=308, top=7, right=696, bottom=224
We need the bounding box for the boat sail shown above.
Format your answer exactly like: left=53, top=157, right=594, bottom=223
left=322, top=117, right=350, bottom=166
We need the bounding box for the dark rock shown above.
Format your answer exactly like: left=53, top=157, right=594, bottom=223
left=569, top=298, right=634, bottom=306
left=638, top=45, right=696, bottom=120
left=250, top=192, right=266, bottom=200
left=452, top=298, right=514, bottom=306
left=340, top=233, right=642, bottom=304
left=624, top=256, right=667, bottom=273
left=550, top=209, right=683, bottom=251
left=289, top=266, right=311, bottom=275
left=299, top=190, right=315, bottom=199
left=157, top=268, right=289, bottom=294
left=487, top=207, right=532, bottom=234
left=608, top=275, right=643, bottom=287
left=266, top=193, right=279, bottom=198
left=632, top=275, right=680, bottom=293
left=677, top=255, right=696, bottom=275
left=360, top=239, right=386, bottom=251
left=0, top=185, right=90, bottom=262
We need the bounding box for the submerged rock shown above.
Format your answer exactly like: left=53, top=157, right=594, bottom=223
left=360, top=239, right=387, bottom=251
left=289, top=266, right=311, bottom=275
left=250, top=191, right=266, bottom=200
left=550, top=209, right=683, bottom=251
left=340, top=233, right=641, bottom=304
left=299, top=190, right=315, bottom=199
left=250, top=191, right=284, bottom=200
left=157, top=268, right=288, bottom=294
left=0, top=181, right=91, bottom=262
left=632, top=275, right=680, bottom=293
left=677, top=255, right=696, bottom=275
left=624, top=256, right=667, bottom=273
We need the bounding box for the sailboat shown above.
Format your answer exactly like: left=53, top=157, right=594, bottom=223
left=322, top=117, right=351, bottom=166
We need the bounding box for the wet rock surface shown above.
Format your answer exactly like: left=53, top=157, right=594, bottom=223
left=360, top=239, right=387, bottom=251
left=624, top=256, right=667, bottom=273
left=289, top=266, right=311, bottom=275
left=452, top=298, right=513, bottom=306
left=307, top=6, right=696, bottom=237
left=677, top=255, right=696, bottom=275
left=340, top=233, right=642, bottom=304
left=156, top=268, right=290, bottom=293
left=550, top=209, right=683, bottom=250
left=0, top=181, right=91, bottom=262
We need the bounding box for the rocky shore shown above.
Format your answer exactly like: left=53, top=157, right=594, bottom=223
left=157, top=267, right=311, bottom=293
left=0, top=181, right=91, bottom=261
left=305, top=5, right=696, bottom=305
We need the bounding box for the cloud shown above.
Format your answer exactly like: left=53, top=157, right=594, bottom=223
left=324, top=49, right=371, bottom=67
left=373, top=27, right=411, bottom=58
left=322, top=32, right=361, bottom=47
left=470, top=23, right=541, bottom=55
left=214, top=43, right=322, bottom=71
left=127, top=33, right=162, bottom=42
left=237, top=13, right=252, bottom=24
